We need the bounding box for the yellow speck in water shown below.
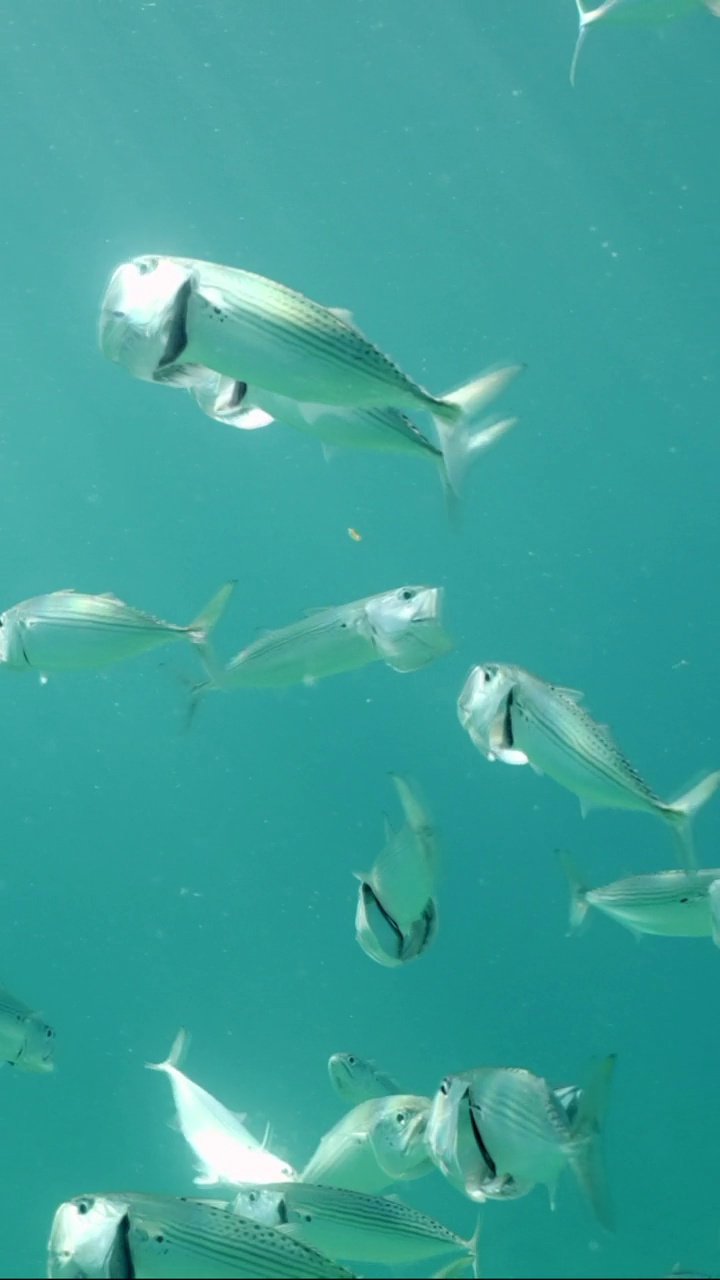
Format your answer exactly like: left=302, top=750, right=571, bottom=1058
left=348, top=527, right=362, bottom=542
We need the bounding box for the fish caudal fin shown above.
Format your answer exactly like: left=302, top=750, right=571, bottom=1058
left=433, top=362, right=523, bottom=500
left=568, top=1053, right=616, bottom=1230
left=188, top=580, right=236, bottom=646
left=146, top=1026, right=189, bottom=1073
left=570, top=3, right=590, bottom=88
left=556, top=849, right=590, bottom=934
left=666, top=770, right=720, bottom=871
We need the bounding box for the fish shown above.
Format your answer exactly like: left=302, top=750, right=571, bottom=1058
left=0, top=984, right=55, bottom=1072
left=189, top=365, right=521, bottom=502
left=354, top=878, right=438, bottom=967
left=457, top=663, right=720, bottom=871
left=146, top=1028, right=296, bottom=1186
left=558, top=850, right=720, bottom=942
left=48, top=1192, right=356, bottom=1279
left=48, top=1194, right=132, bottom=1278
left=459, top=1056, right=616, bottom=1227
left=426, top=1074, right=532, bottom=1205
left=230, top=1181, right=481, bottom=1274
left=0, top=582, right=234, bottom=674
left=190, top=586, right=451, bottom=712
left=571, top=0, right=720, bottom=86
left=301, top=1095, right=432, bottom=1193
left=100, top=254, right=521, bottom=449
left=327, top=1053, right=402, bottom=1106
left=358, top=774, right=439, bottom=931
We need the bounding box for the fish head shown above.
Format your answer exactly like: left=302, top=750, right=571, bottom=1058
left=363, top=586, right=452, bottom=672
left=17, top=1013, right=56, bottom=1072
left=98, top=254, right=193, bottom=382
left=370, top=1094, right=432, bottom=1176
left=457, top=663, right=527, bottom=762
left=47, top=1195, right=131, bottom=1278
left=327, top=1052, right=363, bottom=1102
left=354, top=879, right=406, bottom=967
left=231, top=1185, right=285, bottom=1226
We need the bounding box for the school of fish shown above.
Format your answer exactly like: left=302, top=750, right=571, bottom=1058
left=0, top=3, right=711, bottom=1278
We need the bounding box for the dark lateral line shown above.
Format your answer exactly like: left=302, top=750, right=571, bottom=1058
left=469, top=1104, right=497, bottom=1179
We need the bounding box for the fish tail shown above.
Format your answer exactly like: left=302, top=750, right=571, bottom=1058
left=146, top=1026, right=189, bottom=1073
left=556, top=849, right=590, bottom=934
left=568, top=1053, right=616, bottom=1231
left=666, top=769, right=720, bottom=871
left=187, top=580, right=236, bottom=647
left=467, top=1211, right=482, bottom=1279
left=570, top=4, right=589, bottom=88
left=432, top=363, right=523, bottom=499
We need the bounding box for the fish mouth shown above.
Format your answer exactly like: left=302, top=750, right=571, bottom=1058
left=468, top=1102, right=497, bottom=1179
left=98, top=256, right=193, bottom=381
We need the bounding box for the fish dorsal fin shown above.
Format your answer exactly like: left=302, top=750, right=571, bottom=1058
left=328, top=307, right=355, bottom=325
left=555, top=684, right=584, bottom=702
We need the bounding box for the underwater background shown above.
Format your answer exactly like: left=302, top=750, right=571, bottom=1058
left=2, top=1, right=719, bottom=1276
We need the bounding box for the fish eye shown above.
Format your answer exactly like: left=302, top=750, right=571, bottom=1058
left=77, top=1200, right=92, bottom=1216
left=153, top=1233, right=165, bottom=1245
left=401, top=590, right=414, bottom=601
left=248, top=1191, right=257, bottom=1203
left=347, top=1055, right=355, bottom=1065
left=440, top=1077, right=450, bottom=1095
left=396, top=1110, right=407, bottom=1125
left=46, top=1028, right=54, bottom=1038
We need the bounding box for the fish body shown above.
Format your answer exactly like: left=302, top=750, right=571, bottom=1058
left=365, top=775, right=439, bottom=928
left=232, top=1181, right=479, bottom=1270
left=190, top=366, right=520, bottom=500
left=301, top=1095, right=431, bottom=1193
left=100, top=254, right=512, bottom=435
left=571, top=0, right=720, bottom=85
left=146, top=1029, right=296, bottom=1186
left=458, top=663, right=720, bottom=870
left=0, top=985, right=54, bottom=1072
left=327, top=1053, right=402, bottom=1106
left=460, top=1056, right=616, bottom=1227
left=0, top=584, right=233, bottom=673
left=559, top=851, right=720, bottom=940
left=196, top=586, right=450, bottom=697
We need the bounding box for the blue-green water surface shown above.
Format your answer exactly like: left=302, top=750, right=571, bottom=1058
left=1, top=2, right=719, bottom=1276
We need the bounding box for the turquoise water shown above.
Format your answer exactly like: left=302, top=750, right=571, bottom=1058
left=2, top=1, right=720, bottom=1276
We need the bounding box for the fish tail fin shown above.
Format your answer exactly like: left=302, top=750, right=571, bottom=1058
left=570, top=5, right=589, bottom=88
left=667, top=770, right=720, bottom=870
left=436, top=414, right=518, bottom=508
left=568, top=1053, right=616, bottom=1230
left=146, top=1026, right=189, bottom=1073
left=556, top=848, right=590, bottom=934
left=432, top=363, right=523, bottom=497
left=187, top=580, right=236, bottom=646
left=467, top=1212, right=482, bottom=1279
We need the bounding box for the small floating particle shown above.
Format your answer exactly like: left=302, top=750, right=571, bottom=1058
left=348, top=527, right=362, bottom=542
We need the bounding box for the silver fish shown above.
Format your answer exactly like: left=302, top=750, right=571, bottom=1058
left=354, top=878, right=438, bottom=967
left=190, top=366, right=520, bottom=500
left=301, top=1095, right=432, bottom=1193
left=558, top=850, right=720, bottom=942
left=571, top=1, right=720, bottom=87
left=460, top=1056, right=616, bottom=1227
left=231, top=1181, right=481, bottom=1272
left=100, top=254, right=518, bottom=440
left=426, top=1074, right=531, bottom=1204
left=48, top=1195, right=132, bottom=1278
left=146, top=1028, right=296, bottom=1186
left=0, top=984, right=54, bottom=1072
left=192, top=586, right=451, bottom=709
left=0, top=583, right=233, bottom=673
left=49, top=1192, right=356, bottom=1279
left=327, top=1053, right=402, bottom=1106
left=359, top=775, right=439, bottom=931
left=458, top=662, right=720, bottom=870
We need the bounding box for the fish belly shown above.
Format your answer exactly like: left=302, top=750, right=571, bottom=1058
left=223, top=626, right=375, bottom=689
left=600, top=895, right=712, bottom=937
